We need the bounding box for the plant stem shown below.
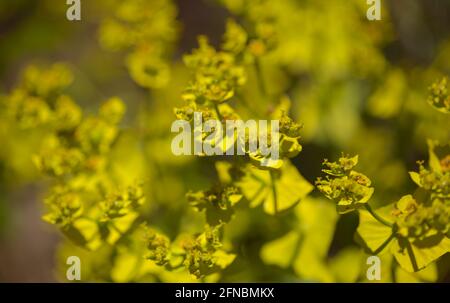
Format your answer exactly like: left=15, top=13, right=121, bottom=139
left=406, top=242, right=419, bottom=272
left=214, top=103, right=223, bottom=122
left=390, top=256, right=397, bottom=283
left=373, top=232, right=395, bottom=254
left=364, top=204, right=393, bottom=228
left=254, top=58, right=267, bottom=97
left=110, top=222, right=124, bottom=235
left=270, top=170, right=278, bottom=214
left=165, top=261, right=185, bottom=271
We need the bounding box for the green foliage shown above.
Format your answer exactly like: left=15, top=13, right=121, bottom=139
left=237, top=161, right=312, bottom=215
left=0, top=0, right=449, bottom=283
left=353, top=142, right=450, bottom=273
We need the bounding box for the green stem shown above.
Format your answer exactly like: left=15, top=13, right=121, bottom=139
left=164, top=261, right=185, bottom=271
left=214, top=103, right=223, bottom=122
left=238, top=92, right=261, bottom=117
left=270, top=170, right=278, bottom=214
left=110, top=222, right=124, bottom=235
left=163, top=252, right=186, bottom=271
left=248, top=183, right=265, bottom=202
left=364, top=204, right=393, bottom=228
left=406, top=242, right=419, bottom=272
left=390, top=256, right=397, bottom=283
left=373, top=232, right=395, bottom=254
left=254, top=58, right=267, bottom=97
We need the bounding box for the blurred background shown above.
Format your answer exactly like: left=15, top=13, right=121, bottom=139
left=0, top=0, right=449, bottom=282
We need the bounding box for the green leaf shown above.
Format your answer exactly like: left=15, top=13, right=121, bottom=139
left=111, top=250, right=140, bottom=282
left=260, top=198, right=338, bottom=281
left=237, top=160, right=313, bottom=215
left=213, top=250, right=236, bottom=269
left=336, top=187, right=374, bottom=214
left=105, top=212, right=139, bottom=245
left=64, top=218, right=102, bottom=251
left=427, top=139, right=442, bottom=173
left=408, top=171, right=422, bottom=186
left=392, top=234, right=450, bottom=272
left=293, top=198, right=338, bottom=281
left=295, top=198, right=338, bottom=258
left=356, top=207, right=394, bottom=254
left=215, top=161, right=233, bottom=184
left=293, top=245, right=334, bottom=282
left=260, top=230, right=301, bottom=268
left=62, top=224, right=89, bottom=247
left=329, top=248, right=363, bottom=282
left=395, top=261, right=438, bottom=282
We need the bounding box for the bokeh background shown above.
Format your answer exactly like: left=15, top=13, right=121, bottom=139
left=0, top=0, right=449, bottom=282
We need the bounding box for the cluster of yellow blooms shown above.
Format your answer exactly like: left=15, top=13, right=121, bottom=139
left=316, top=155, right=374, bottom=214
left=99, top=0, right=179, bottom=89
left=317, top=140, right=450, bottom=274
left=1, top=0, right=448, bottom=282
left=427, top=77, right=450, bottom=114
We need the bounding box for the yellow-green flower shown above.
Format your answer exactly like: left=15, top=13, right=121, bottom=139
left=316, top=155, right=374, bottom=214
left=427, top=77, right=450, bottom=114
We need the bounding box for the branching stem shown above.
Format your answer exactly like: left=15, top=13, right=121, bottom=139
left=364, top=204, right=393, bottom=228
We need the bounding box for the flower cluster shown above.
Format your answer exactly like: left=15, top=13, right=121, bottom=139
left=144, top=225, right=235, bottom=279
left=316, top=155, right=374, bottom=214
left=142, top=18, right=312, bottom=279
left=99, top=0, right=179, bottom=88
left=220, top=0, right=278, bottom=57
left=33, top=97, right=125, bottom=177
left=187, top=185, right=242, bottom=226
left=144, top=227, right=171, bottom=266
left=4, top=0, right=450, bottom=283
left=427, top=77, right=450, bottom=114
left=346, top=141, right=450, bottom=273
left=100, top=183, right=145, bottom=222
left=392, top=195, right=449, bottom=239
left=1, top=64, right=76, bottom=129
left=0, top=23, right=253, bottom=282
left=173, top=21, right=309, bottom=217
left=395, top=142, right=450, bottom=239
left=175, top=22, right=305, bottom=172
left=2, top=64, right=150, bottom=252
left=278, top=114, right=303, bottom=158
left=410, top=162, right=450, bottom=200
left=181, top=226, right=234, bottom=279
left=182, top=35, right=246, bottom=105
left=42, top=186, right=83, bottom=227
